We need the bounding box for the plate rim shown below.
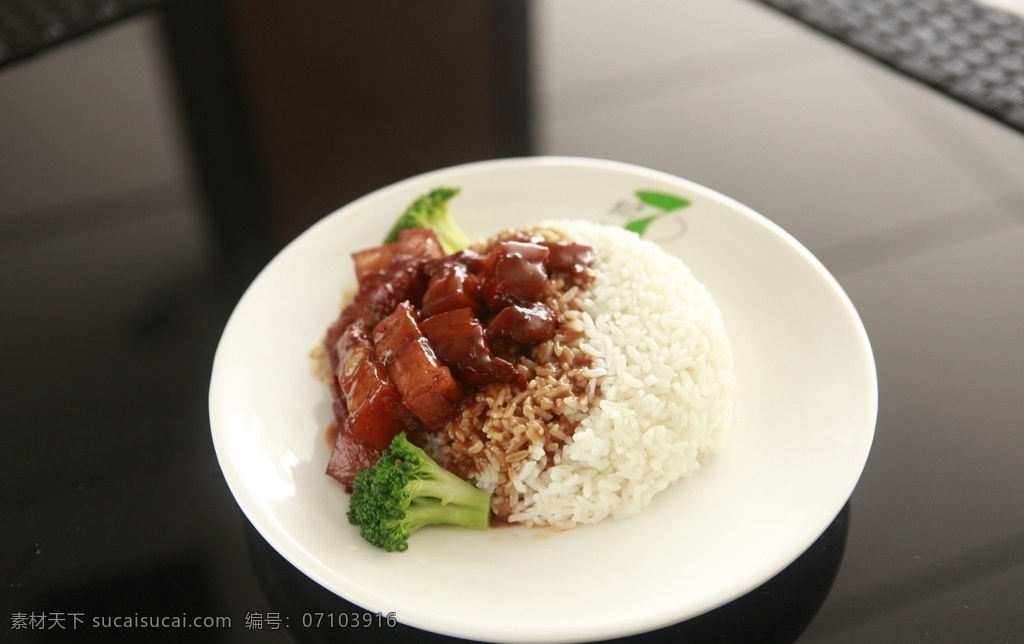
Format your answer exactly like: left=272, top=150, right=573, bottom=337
left=209, top=155, right=878, bottom=642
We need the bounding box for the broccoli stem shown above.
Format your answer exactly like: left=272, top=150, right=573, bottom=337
left=432, top=218, right=471, bottom=254
left=406, top=498, right=491, bottom=532
left=407, top=475, right=490, bottom=510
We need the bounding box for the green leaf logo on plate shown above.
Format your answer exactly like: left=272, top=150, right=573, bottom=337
left=623, top=190, right=691, bottom=236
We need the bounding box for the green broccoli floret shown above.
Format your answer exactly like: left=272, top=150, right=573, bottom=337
left=347, top=433, right=492, bottom=552
left=382, top=187, right=470, bottom=253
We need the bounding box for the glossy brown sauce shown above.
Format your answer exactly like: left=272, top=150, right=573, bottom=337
left=323, top=228, right=594, bottom=489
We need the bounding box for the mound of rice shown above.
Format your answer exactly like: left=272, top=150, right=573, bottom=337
left=438, top=219, right=735, bottom=529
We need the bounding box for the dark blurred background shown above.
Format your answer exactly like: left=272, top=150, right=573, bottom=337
left=2, top=1, right=1023, bottom=642
left=1, top=0, right=532, bottom=277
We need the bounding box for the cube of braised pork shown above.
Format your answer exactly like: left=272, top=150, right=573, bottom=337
left=421, top=262, right=481, bottom=317
left=487, top=302, right=556, bottom=345
left=542, top=240, right=595, bottom=276
left=323, top=321, right=350, bottom=422
left=393, top=227, right=446, bottom=261
left=351, top=244, right=395, bottom=289
left=370, top=300, right=418, bottom=364
left=420, top=307, right=521, bottom=388
left=351, top=228, right=445, bottom=289
left=345, top=229, right=445, bottom=327
left=359, top=264, right=427, bottom=327
left=333, top=262, right=425, bottom=333
left=448, top=248, right=487, bottom=273
left=372, top=302, right=464, bottom=429
left=334, top=321, right=411, bottom=451
left=326, top=427, right=381, bottom=490
left=479, top=240, right=550, bottom=311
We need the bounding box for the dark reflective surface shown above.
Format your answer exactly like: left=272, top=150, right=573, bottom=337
left=3, top=1, right=1024, bottom=642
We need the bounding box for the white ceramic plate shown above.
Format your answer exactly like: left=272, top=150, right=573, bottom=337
left=209, top=157, right=877, bottom=643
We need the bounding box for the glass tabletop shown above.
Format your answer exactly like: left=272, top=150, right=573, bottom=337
left=2, top=1, right=1022, bottom=642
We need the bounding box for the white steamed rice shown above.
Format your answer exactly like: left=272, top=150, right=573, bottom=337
left=500, top=219, right=735, bottom=527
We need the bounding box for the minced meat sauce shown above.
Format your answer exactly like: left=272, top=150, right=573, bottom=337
left=323, top=228, right=594, bottom=489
